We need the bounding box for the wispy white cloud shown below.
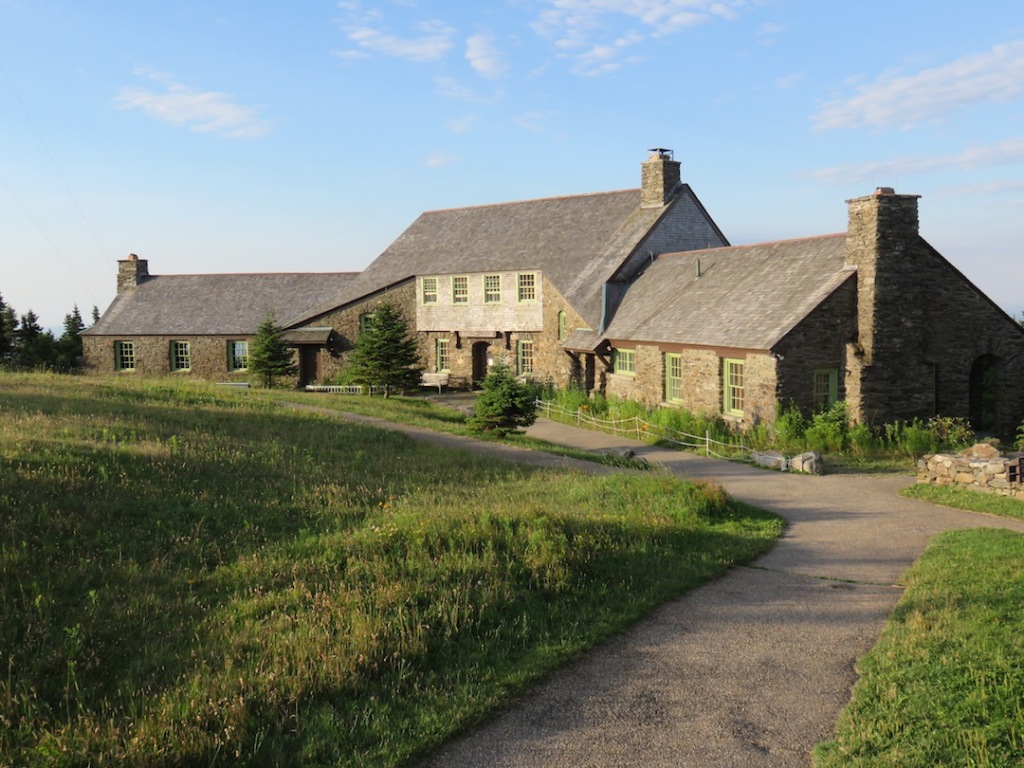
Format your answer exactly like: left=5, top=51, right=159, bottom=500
left=424, top=152, right=458, bottom=168
left=447, top=114, right=479, bottom=133
left=466, top=34, right=509, bottom=79
left=774, top=72, right=805, bottom=90
left=114, top=70, right=270, bottom=138
left=435, top=76, right=504, bottom=105
left=533, top=0, right=746, bottom=75
left=813, top=41, right=1024, bottom=131
left=342, top=19, right=456, bottom=61
left=805, top=136, right=1024, bottom=184
left=514, top=110, right=560, bottom=134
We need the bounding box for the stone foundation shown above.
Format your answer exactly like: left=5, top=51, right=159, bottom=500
left=916, top=444, right=1024, bottom=499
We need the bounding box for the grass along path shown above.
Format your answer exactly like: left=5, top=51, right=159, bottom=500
left=0, top=374, right=782, bottom=766
left=814, top=528, right=1024, bottom=767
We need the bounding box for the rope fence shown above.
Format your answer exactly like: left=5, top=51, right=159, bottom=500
left=534, top=399, right=792, bottom=469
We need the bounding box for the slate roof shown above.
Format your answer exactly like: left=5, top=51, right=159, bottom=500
left=603, top=233, right=856, bottom=351
left=289, top=186, right=722, bottom=330
left=85, top=273, right=358, bottom=336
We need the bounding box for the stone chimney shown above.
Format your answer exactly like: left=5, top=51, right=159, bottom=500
left=117, top=253, right=150, bottom=293
left=844, top=187, right=924, bottom=424
left=640, top=148, right=681, bottom=208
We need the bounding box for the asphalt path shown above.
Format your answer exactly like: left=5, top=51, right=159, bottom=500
left=285, top=401, right=1024, bottom=766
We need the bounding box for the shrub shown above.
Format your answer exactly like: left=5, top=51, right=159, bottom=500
left=804, top=401, right=849, bottom=453
left=773, top=401, right=807, bottom=451
left=467, top=362, right=538, bottom=436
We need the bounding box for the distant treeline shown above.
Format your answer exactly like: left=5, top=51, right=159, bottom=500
left=0, top=292, right=98, bottom=372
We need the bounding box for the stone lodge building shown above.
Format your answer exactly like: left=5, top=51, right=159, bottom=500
left=82, top=150, right=1024, bottom=434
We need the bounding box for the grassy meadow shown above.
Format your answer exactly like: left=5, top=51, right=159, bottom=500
left=814, top=528, right=1024, bottom=767
left=0, top=373, right=782, bottom=766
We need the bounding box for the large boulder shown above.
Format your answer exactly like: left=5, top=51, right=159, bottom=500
left=790, top=451, right=825, bottom=475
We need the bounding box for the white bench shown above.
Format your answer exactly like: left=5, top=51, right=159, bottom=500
left=421, top=372, right=450, bottom=393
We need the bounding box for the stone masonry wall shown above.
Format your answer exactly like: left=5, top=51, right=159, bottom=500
left=81, top=334, right=259, bottom=380
left=917, top=447, right=1024, bottom=499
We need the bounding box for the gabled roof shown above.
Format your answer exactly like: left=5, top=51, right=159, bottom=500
left=289, top=185, right=724, bottom=329
left=604, top=233, right=855, bottom=351
left=85, top=273, right=357, bottom=336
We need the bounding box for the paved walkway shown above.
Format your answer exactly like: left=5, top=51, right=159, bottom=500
left=290, top=400, right=1024, bottom=766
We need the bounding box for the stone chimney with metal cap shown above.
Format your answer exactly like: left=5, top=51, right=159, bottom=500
left=117, top=253, right=150, bottom=293
left=641, top=148, right=681, bottom=208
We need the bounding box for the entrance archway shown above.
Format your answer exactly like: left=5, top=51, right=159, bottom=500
left=969, top=354, right=999, bottom=431
left=472, top=342, right=491, bottom=384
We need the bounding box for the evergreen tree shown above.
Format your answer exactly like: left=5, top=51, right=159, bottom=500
left=346, top=301, right=422, bottom=398
left=53, top=305, right=86, bottom=372
left=248, top=314, right=297, bottom=388
left=467, top=361, right=539, bottom=436
left=0, top=292, right=16, bottom=365
left=91, top=305, right=101, bottom=325
left=14, top=310, right=56, bottom=370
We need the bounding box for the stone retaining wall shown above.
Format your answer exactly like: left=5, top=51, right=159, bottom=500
left=917, top=444, right=1024, bottom=499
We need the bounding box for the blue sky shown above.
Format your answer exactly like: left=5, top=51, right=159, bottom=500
left=3, top=0, right=1023, bottom=329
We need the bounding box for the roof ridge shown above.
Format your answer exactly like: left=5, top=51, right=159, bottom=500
left=421, top=188, right=640, bottom=215
left=658, top=231, right=845, bottom=258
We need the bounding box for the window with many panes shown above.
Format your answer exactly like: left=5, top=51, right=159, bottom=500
left=517, top=340, right=534, bottom=375
left=665, top=353, right=683, bottom=402
left=114, top=340, right=135, bottom=371
left=229, top=340, right=249, bottom=371
left=359, top=312, right=374, bottom=335
left=614, top=348, right=635, bottom=375
left=723, top=358, right=745, bottom=416
left=421, top=276, right=438, bottom=304
left=452, top=275, right=468, bottom=304
left=517, top=272, right=536, bottom=302
left=171, top=341, right=191, bottom=371
left=435, top=338, right=451, bottom=372
left=484, top=274, right=501, bottom=303
left=813, top=367, right=838, bottom=411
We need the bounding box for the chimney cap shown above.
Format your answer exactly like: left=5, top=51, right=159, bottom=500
left=874, top=186, right=896, bottom=196
left=647, top=147, right=674, bottom=160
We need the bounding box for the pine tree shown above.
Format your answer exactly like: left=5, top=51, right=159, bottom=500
left=53, top=305, right=85, bottom=372
left=0, top=292, right=16, bottom=365
left=248, top=314, right=297, bottom=388
left=467, top=361, right=539, bottom=435
left=14, top=310, right=56, bottom=370
left=91, top=305, right=100, bottom=325
left=345, top=301, right=422, bottom=398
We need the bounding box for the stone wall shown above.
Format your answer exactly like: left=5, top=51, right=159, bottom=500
left=605, top=344, right=778, bottom=427
left=917, top=444, right=1024, bottom=499
left=845, top=190, right=1024, bottom=433
left=81, top=334, right=258, bottom=380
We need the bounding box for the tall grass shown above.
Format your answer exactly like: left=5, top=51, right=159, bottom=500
left=0, top=373, right=782, bottom=766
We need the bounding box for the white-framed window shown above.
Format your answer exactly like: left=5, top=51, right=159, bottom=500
left=171, top=340, right=191, bottom=371
left=436, top=338, right=451, bottom=372
left=484, top=274, right=501, bottom=304
left=452, top=275, right=469, bottom=304
left=517, top=272, right=537, bottom=302
left=517, top=340, right=534, bottom=376
left=665, top=353, right=683, bottom=402
left=228, top=340, right=249, bottom=371
left=421, top=276, right=438, bottom=304
left=114, top=340, right=135, bottom=372
left=614, top=348, right=635, bottom=375
left=723, top=358, right=745, bottom=416
left=359, top=312, right=374, bottom=335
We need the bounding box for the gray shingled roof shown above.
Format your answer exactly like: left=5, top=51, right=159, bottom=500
left=603, top=234, right=856, bottom=351
left=85, top=273, right=357, bottom=336
left=289, top=186, right=719, bottom=330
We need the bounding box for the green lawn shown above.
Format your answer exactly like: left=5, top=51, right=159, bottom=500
left=902, top=482, right=1024, bottom=521
left=0, top=374, right=782, bottom=766
left=815, top=528, right=1024, bottom=767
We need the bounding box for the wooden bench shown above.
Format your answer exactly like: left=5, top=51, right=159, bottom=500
left=420, top=372, right=450, bottom=393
